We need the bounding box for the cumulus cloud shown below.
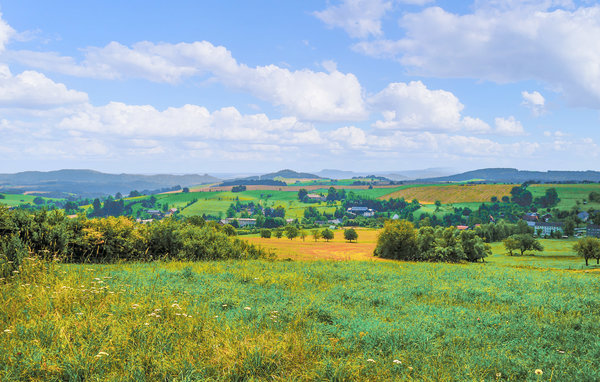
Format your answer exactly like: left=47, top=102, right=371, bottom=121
left=353, top=3, right=600, bottom=107
left=0, top=65, right=88, bottom=108
left=314, top=0, right=433, bottom=38
left=58, top=102, right=319, bottom=146
left=369, top=81, right=491, bottom=133
left=521, top=90, right=546, bottom=116
left=11, top=40, right=367, bottom=122
left=495, top=116, right=525, bottom=136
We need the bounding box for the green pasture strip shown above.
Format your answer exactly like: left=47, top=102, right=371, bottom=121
left=530, top=183, right=600, bottom=210
left=488, top=238, right=596, bottom=270
left=2, top=259, right=599, bottom=380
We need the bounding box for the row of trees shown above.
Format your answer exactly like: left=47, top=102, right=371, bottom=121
left=258, top=227, right=354, bottom=242
left=374, top=220, right=491, bottom=262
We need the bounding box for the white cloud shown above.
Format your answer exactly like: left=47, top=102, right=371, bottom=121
left=495, top=116, right=525, bottom=136
left=369, top=81, right=491, bottom=133
left=521, top=90, right=546, bottom=116
left=314, top=0, right=393, bottom=38
left=314, top=0, right=433, bottom=39
left=58, top=102, right=318, bottom=146
left=0, top=65, right=88, bottom=108
left=0, top=12, right=15, bottom=52
left=353, top=4, right=600, bottom=107
left=11, top=40, right=367, bottom=122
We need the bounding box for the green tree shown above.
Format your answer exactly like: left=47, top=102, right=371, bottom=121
left=326, top=187, right=338, bottom=202
left=374, top=220, right=417, bottom=260
left=503, top=236, right=519, bottom=256
left=274, top=229, right=283, bottom=239
left=460, top=230, right=491, bottom=262
left=260, top=229, right=271, bottom=238
left=285, top=226, right=299, bottom=240
left=300, top=230, right=307, bottom=241
left=490, top=196, right=498, bottom=203
left=311, top=229, right=321, bottom=242
left=33, top=196, right=45, bottom=205
left=182, top=187, right=190, bottom=193
left=222, top=224, right=237, bottom=236
left=344, top=228, right=358, bottom=242
left=505, top=234, right=543, bottom=256
left=322, top=228, right=334, bottom=242
left=298, top=189, right=308, bottom=201
left=564, top=218, right=576, bottom=236
left=573, top=236, right=600, bottom=266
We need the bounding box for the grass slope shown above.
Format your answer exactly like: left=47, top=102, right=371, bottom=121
left=2, top=258, right=599, bottom=381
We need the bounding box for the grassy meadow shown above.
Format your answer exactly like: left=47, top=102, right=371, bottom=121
left=3, top=256, right=600, bottom=381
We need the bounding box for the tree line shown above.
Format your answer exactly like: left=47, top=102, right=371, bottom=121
left=0, top=206, right=270, bottom=278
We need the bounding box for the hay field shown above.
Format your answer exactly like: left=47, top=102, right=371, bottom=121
left=378, top=184, right=516, bottom=204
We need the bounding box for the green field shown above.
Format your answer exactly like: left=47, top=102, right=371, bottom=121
left=530, top=184, right=600, bottom=210
left=0, top=193, right=64, bottom=207
left=2, top=256, right=599, bottom=381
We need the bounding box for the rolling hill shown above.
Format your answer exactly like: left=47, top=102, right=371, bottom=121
left=0, top=169, right=220, bottom=197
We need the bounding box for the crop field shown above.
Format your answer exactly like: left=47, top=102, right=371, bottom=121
left=530, top=183, right=600, bottom=210
left=2, top=256, right=600, bottom=381
left=379, top=184, right=516, bottom=204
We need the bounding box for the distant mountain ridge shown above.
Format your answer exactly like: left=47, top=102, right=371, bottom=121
left=0, top=169, right=220, bottom=197
left=421, top=168, right=600, bottom=183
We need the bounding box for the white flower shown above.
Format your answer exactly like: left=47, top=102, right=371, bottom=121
left=393, top=359, right=402, bottom=364
left=366, top=359, right=375, bottom=363
left=95, top=351, right=109, bottom=357
left=244, top=307, right=251, bottom=310
left=3, top=329, right=11, bottom=333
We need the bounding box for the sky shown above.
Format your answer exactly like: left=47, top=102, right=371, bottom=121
left=0, top=0, right=600, bottom=175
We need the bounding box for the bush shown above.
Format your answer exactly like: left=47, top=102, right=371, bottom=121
left=260, top=229, right=272, bottom=238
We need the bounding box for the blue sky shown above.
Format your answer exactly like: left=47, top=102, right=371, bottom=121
left=0, top=0, right=599, bottom=174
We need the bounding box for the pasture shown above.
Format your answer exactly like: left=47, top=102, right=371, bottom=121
left=530, top=183, right=600, bottom=210
left=2, top=257, right=599, bottom=381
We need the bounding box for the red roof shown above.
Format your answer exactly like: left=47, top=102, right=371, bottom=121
left=456, top=225, right=469, bottom=230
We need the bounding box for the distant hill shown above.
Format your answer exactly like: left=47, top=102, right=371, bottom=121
left=0, top=169, right=220, bottom=197
left=259, top=169, right=322, bottom=180
left=218, top=169, right=322, bottom=186
left=316, top=168, right=452, bottom=180
left=421, top=168, right=600, bottom=183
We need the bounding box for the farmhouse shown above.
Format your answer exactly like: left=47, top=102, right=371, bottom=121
left=146, top=209, right=163, bottom=218
left=220, top=218, right=256, bottom=228
left=532, top=222, right=563, bottom=237
left=306, top=194, right=326, bottom=202
left=577, top=211, right=590, bottom=222
left=347, top=206, right=375, bottom=217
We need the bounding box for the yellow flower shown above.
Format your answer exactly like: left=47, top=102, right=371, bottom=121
left=535, top=369, right=543, bottom=375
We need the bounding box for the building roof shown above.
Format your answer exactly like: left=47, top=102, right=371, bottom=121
left=534, top=222, right=563, bottom=227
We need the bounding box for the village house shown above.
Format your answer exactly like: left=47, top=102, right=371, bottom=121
left=587, top=224, right=600, bottom=238
left=219, top=218, right=257, bottom=228
left=347, top=206, right=375, bottom=217
left=532, top=222, right=563, bottom=237
left=306, top=194, right=326, bottom=202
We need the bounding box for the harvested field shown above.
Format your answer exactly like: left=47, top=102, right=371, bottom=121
left=378, top=184, right=516, bottom=204
left=244, top=228, right=381, bottom=261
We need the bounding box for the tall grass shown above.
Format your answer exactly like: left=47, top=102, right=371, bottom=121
left=2, top=257, right=599, bottom=380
